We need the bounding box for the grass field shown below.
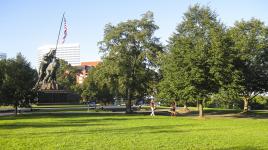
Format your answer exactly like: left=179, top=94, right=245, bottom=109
left=0, top=106, right=13, bottom=109
left=1, top=109, right=268, bottom=150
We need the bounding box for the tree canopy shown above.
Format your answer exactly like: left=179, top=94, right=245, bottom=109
left=228, top=18, right=268, bottom=112
left=0, top=53, right=37, bottom=115
left=159, top=5, right=236, bottom=117
left=56, top=59, right=79, bottom=91
left=98, top=11, right=163, bottom=112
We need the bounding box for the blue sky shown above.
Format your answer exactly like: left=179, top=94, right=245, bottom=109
left=1, top=0, right=268, bottom=68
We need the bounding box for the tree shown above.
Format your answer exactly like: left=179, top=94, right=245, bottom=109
left=160, top=5, right=234, bottom=117
left=56, top=59, right=79, bottom=91
left=81, top=63, right=115, bottom=105
left=81, top=67, right=99, bottom=102
left=157, top=52, right=187, bottom=108
left=228, top=18, right=268, bottom=112
left=0, top=59, right=7, bottom=100
left=98, top=11, right=163, bottom=113
left=0, top=53, right=37, bottom=115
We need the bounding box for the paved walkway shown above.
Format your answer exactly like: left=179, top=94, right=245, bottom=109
left=1, top=106, right=267, bottom=118
left=0, top=112, right=15, bottom=116
left=0, top=108, right=34, bottom=116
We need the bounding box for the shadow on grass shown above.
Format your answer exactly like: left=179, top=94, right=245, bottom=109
left=178, top=109, right=268, bottom=119
left=1, top=108, right=267, bottom=122
left=1, top=123, right=228, bottom=142
left=0, top=112, right=168, bottom=130
left=223, top=111, right=268, bottom=119
left=0, top=122, right=108, bottom=129
left=0, top=110, right=181, bottom=121
left=204, top=109, right=241, bottom=114
left=33, top=105, right=86, bottom=109
left=0, top=112, right=141, bottom=120
left=1, top=124, right=196, bottom=138
left=215, top=146, right=265, bottom=150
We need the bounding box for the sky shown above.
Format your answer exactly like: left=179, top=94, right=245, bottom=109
left=1, top=0, right=268, bottom=68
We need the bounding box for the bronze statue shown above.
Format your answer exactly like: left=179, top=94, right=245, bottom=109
left=34, top=49, right=59, bottom=90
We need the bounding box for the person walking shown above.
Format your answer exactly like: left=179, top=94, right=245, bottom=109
left=150, top=99, right=155, bottom=116
left=170, top=101, right=177, bottom=116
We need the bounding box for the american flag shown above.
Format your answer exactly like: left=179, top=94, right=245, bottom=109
left=62, top=16, right=67, bottom=44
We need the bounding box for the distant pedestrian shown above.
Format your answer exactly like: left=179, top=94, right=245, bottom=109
left=170, top=101, right=177, bottom=116
left=150, top=99, right=155, bottom=116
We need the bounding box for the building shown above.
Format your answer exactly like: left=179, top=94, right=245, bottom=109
left=81, top=61, right=100, bottom=67
left=76, top=61, right=101, bottom=84
left=37, top=43, right=80, bottom=67
left=0, top=52, right=7, bottom=60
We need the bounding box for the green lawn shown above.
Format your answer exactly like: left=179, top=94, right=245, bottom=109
left=0, top=106, right=13, bottom=109
left=0, top=112, right=268, bottom=150
left=32, top=104, right=87, bottom=108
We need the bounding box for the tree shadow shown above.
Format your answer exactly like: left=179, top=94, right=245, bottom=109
left=0, top=112, right=168, bottom=130
left=175, top=109, right=268, bottom=119
left=1, top=124, right=194, bottom=138
left=215, top=146, right=266, bottom=150
left=221, top=110, right=268, bottom=119
left=0, top=122, right=108, bottom=129
left=0, top=112, right=143, bottom=120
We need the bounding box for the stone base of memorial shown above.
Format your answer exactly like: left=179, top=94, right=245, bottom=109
left=37, top=90, right=80, bottom=104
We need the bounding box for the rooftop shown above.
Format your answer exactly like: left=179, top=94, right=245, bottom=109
left=80, top=61, right=101, bottom=67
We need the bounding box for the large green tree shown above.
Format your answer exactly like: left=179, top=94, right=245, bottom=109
left=0, top=53, right=37, bottom=115
left=81, top=64, right=114, bottom=105
left=81, top=67, right=98, bottom=102
left=0, top=59, right=6, bottom=99
left=228, top=18, right=268, bottom=112
left=160, top=5, right=234, bottom=117
left=98, top=11, right=163, bottom=113
left=56, top=59, right=79, bottom=91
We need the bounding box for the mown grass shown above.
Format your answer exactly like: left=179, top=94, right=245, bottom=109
left=32, top=104, right=86, bottom=108
left=0, top=106, right=13, bottom=109
left=1, top=111, right=268, bottom=150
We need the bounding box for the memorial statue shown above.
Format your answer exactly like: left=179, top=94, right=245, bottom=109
left=34, top=49, right=60, bottom=90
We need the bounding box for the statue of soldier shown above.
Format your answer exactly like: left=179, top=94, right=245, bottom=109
left=33, top=49, right=57, bottom=90
left=43, top=57, right=60, bottom=89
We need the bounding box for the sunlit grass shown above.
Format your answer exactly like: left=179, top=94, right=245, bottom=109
left=0, top=106, right=13, bottom=109
left=1, top=112, right=268, bottom=150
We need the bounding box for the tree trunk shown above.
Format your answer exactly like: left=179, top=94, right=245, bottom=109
left=198, top=100, right=203, bottom=117
left=14, top=100, right=18, bottom=116
left=197, top=100, right=199, bottom=112
left=183, top=102, right=187, bottom=109
left=243, top=96, right=249, bottom=112
left=126, top=88, right=132, bottom=113
left=182, top=101, right=190, bottom=112
left=126, top=99, right=132, bottom=113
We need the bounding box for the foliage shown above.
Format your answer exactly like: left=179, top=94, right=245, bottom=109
left=0, top=53, right=37, bottom=113
left=228, top=18, right=268, bottom=111
left=159, top=4, right=235, bottom=116
left=98, top=11, right=163, bottom=112
left=251, top=95, right=268, bottom=109
left=209, top=86, right=243, bottom=109
left=81, top=65, right=114, bottom=105
left=56, top=59, right=79, bottom=91
left=0, top=60, right=6, bottom=99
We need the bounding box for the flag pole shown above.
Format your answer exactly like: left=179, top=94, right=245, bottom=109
left=55, top=12, right=65, bottom=52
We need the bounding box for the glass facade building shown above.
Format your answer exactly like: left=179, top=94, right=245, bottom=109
left=0, top=52, right=7, bottom=60
left=37, top=43, right=80, bottom=68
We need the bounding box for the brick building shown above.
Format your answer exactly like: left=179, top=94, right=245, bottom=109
left=76, top=61, right=101, bottom=84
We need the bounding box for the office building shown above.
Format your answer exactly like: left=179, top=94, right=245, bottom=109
left=0, top=52, right=7, bottom=60
left=37, top=43, right=80, bottom=67
left=76, top=61, right=101, bottom=84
